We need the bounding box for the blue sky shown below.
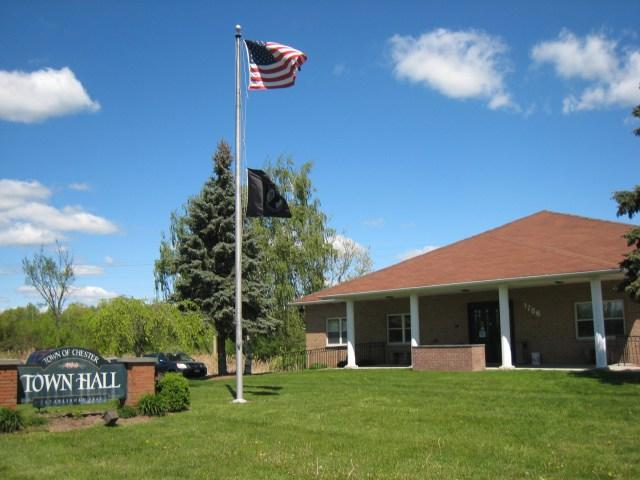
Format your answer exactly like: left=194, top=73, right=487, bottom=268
left=1, top=1, right=639, bottom=310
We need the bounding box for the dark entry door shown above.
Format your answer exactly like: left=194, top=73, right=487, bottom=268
left=468, top=302, right=511, bottom=365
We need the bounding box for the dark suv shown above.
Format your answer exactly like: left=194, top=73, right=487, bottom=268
left=145, top=352, right=207, bottom=378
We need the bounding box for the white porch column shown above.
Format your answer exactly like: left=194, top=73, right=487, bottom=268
left=410, top=294, right=420, bottom=347
left=345, top=300, right=358, bottom=368
left=590, top=279, right=607, bottom=369
left=498, top=286, right=513, bottom=368
left=410, top=295, right=420, bottom=367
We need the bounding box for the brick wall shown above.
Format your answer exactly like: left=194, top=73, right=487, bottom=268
left=412, top=345, right=485, bottom=371
left=121, top=360, right=156, bottom=406
left=304, top=303, right=347, bottom=350
left=0, top=362, right=19, bottom=408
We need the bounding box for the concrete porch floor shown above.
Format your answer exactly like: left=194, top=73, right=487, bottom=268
left=486, top=363, right=640, bottom=372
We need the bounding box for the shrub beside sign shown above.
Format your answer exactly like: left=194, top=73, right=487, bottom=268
left=18, top=347, right=127, bottom=407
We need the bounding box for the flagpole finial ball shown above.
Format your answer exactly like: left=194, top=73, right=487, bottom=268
left=235, top=25, right=242, bottom=35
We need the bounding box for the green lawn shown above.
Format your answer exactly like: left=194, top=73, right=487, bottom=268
left=1, top=369, right=639, bottom=479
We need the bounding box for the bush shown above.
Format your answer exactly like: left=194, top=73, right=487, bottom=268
left=309, top=363, right=327, bottom=370
left=0, top=407, right=24, bottom=433
left=117, top=405, right=138, bottom=418
left=157, top=373, right=190, bottom=412
left=137, top=394, right=167, bottom=417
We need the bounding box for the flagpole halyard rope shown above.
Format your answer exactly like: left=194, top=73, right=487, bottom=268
left=242, top=41, right=250, bottom=212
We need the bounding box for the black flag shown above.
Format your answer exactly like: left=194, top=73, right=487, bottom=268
left=246, top=168, right=291, bottom=218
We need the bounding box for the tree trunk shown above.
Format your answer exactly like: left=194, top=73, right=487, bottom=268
left=216, top=334, right=228, bottom=375
left=54, top=312, right=61, bottom=347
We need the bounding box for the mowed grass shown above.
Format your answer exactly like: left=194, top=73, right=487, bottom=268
left=1, top=369, right=639, bottom=479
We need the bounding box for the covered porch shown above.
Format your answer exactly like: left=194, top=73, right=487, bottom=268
left=303, top=272, right=640, bottom=371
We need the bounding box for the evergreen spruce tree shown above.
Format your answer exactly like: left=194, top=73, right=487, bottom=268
left=613, top=186, right=640, bottom=301
left=172, top=141, right=276, bottom=374
left=612, top=91, right=640, bottom=301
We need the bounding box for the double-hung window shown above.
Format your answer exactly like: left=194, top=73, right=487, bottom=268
left=575, top=299, right=625, bottom=339
left=387, top=313, right=411, bottom=344
left=326, top=317, right=347, bottom=346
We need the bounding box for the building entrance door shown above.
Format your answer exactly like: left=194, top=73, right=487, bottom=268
left=468, top=302, right=515, bottom=365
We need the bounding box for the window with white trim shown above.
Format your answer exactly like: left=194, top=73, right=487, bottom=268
left=326, top=317, right=347, bottom=346
left=387, top=313, right=411, bottom=344
left=575, top=300, right=625, bottom=339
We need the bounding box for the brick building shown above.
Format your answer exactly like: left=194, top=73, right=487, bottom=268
left=296, top=211, right=640, bottom=370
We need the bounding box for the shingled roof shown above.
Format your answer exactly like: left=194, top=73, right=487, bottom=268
left=296, top=211, right=633, bottom=303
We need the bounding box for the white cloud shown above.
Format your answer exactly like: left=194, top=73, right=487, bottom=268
left=332, top=63, right=346, bottom=76
left=362, top=217, right=385, bottom=228
left=1, top=203, right=118, bottom=234
left=69, top=286, right=118, bottom=304
left=0, top=67, right=100, bottom=123
left=73, top=264, right=104, bottom=276
left=398, top=245, right=440, bottom=261
left=0, top=179, right=50, bottom=209
left=389, top=28, right=516, bottom=110
left=0, top=266, right=19, bottom=276
left=0, top=223, right=61, bottom=246
left=532, top=31, right=640, bottom=112
left=16, top=285, right=37, bottom=296
left=68, top=182, right=91, bottom=191
left=330, top=234, right=367, bottom=255
left=104, top=256, right=115, bottom=265
left=17, top=284, right=118, bottom=306
left=0, top=178, right=117, bottom=246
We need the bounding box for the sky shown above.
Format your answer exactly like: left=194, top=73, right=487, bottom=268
left=1, top=0, right=639, bottom=310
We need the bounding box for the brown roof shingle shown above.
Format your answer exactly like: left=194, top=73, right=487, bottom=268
left=297, top=211, right=633, bottom=303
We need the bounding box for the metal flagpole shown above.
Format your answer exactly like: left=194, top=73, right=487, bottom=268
left=233, top=24, right=246, bottom=404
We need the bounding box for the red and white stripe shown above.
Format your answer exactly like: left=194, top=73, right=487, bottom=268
left=248, top=42, right=307, bottom=90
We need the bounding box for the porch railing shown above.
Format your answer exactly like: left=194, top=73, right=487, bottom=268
left=268, top=342, right=388, bottom=372
left=607, top=336, right=640, bottom=366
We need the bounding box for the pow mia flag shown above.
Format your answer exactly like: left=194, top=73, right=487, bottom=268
left=246, top=168, right=291, bottom=218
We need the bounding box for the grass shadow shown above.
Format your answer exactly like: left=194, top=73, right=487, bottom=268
left=225, top=384, right=236, bottom=399
left=224, top=384, right=282, bottom=399
left=569, top=369, right=640, bottom=385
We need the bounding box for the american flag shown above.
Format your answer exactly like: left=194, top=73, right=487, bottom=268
left=244, top=40, right=307, bottom=90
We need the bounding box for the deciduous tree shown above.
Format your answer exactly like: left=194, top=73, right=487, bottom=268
left=252, top=157, right=336, bottom=352
left=327, top=234, right=374, bottom=286
left=91, top=297, right=210, bottom=356
left=22, top=242, right=74, bottom=346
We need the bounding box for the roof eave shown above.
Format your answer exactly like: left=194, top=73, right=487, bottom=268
left=316, top=269, right=624, bottom=302
left=290, top=298, right=339, bottom=306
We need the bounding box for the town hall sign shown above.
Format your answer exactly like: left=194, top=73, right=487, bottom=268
left=18, top=347, right=127, bottom=407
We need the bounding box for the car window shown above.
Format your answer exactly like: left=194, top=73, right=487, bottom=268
left=168, top=353, right=194, bottom=362
left=26, top=349, right=54, bottom=365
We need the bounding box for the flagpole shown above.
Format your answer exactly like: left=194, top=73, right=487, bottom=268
left=233, top=24, right=246, bottom=404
